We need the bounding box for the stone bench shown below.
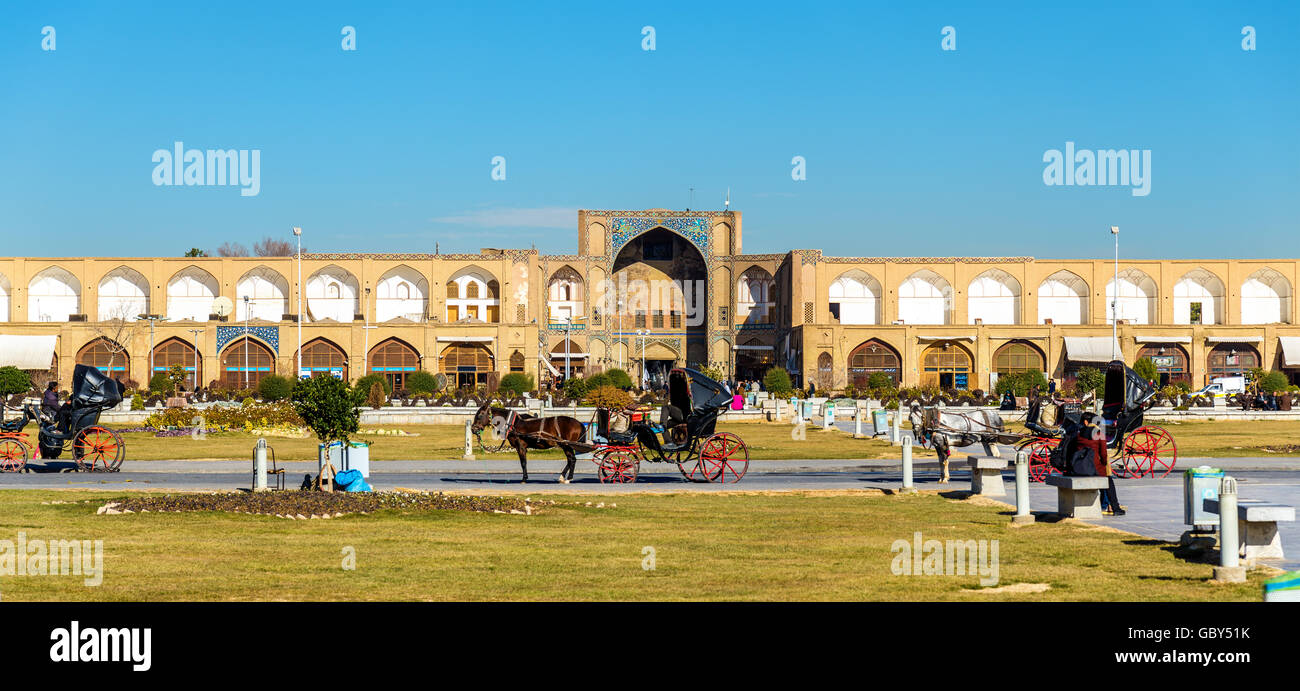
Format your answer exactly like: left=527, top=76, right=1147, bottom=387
left=1204, top=498, right=1295, bottom=561
left=966, top=455, right=1008, bottom=496
left=1046, top=475, right=1109, bottom=519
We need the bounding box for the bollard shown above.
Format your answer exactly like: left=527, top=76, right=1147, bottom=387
left=1012, top=449, right=1032, bottom=523
left=891, top=407, right=901, bottom=446
left=254, top=438, right=268, bottom=492
left=1213, top=476, right=1246, bottom=582
left=900, top=436, right=916, bottom=493
left=854, top=406, right=865, bottom=439
left=462, top=419, right=477, bottom=461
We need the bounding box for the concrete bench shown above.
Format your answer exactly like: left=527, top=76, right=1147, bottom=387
left=966, top=455, right=1008, bottom=496
left=1204, top=498, right=1295, bottom=561
left=1046, top=475, right=1110, bottom=519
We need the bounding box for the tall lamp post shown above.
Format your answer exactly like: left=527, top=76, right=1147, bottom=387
left=242, top=295, right=250, bottom=388
left=1110, top=225, right=1119, bottom=361
left=636, top=328, right=649, bottom=389
left=564, top=316, right=572, bottom=380
left=362, top=286, right=374, bottom=377
left=187, top=328, right=203, bottom=392
left=136, top=314, right=164, bottom=383
left=293, top=226, right=303, bottom=379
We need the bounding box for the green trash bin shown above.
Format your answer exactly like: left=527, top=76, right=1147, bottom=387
left=1264, top=571, right=1300, bottom=602
left=872, top=409, right=889, bottom=436
left=1184, top=466, right=1224, bottom=529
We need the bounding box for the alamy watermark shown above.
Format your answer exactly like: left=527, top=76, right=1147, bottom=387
left=151, top=141, right=261, bottom=197
left=594, top=275, right=707, bottom=327
left=0, top=532, right=104, bottom=587
left=1042, top=141, right=1150, bottom=197
left=890, top=531, right=999, bottom=586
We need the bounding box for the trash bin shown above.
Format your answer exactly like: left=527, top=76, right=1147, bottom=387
left=1264, top=571, right=1300, bottom=602
left=1184, top=465, right=1224, bottom=529
left=326, top=440, right=371, bottom=479
left=872, top=409, right=889, bottom=436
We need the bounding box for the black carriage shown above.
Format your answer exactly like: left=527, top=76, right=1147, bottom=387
left=1016, top=360, right=1176, bottom=481
left=589, top=367, right=749, bottom=483
left=0, top=365, right=126, bottom=472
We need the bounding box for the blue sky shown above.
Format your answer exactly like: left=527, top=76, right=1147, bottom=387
left=1, top=1, right=1296, bottom=259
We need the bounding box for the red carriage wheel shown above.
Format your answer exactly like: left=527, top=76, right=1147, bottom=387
left=596, top=448, right=640, bottom=484
left=73, top=426, right=125, bottom=472
left=1121, top=426, right=1177, bottom=479
left=0, top=438, right=29, bottom=472
left=1020, top=438, right=1058, bottom=482
left=698, top=432, right=749, bottom=483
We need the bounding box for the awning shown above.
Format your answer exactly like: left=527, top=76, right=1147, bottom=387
left=540, top=358, right=560, bottom=376
left=916, top=335, right=976, bottom=342
left=1206, top=336, right=1264, bottom=344
left=1134, top=336, right=1191, bottom=344
left=549, top=352, right=589, bottom=358
left=1280, top=337, right=1300, bottom=368
left=0, top=335, right=57, bottom=369
left=1064, top=336, right=1122, bottom=363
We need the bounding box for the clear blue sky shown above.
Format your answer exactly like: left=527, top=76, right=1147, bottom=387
left=1, top=1, right=1295, bottom=259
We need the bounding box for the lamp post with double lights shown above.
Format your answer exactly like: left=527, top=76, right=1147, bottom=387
left=293, top=226, right=303, bottom=380
left=1110, top=225, right=1119, bottom=361
left=136, top=314, right=164, bottom=383
left=187, top=328, right=203, bottom=392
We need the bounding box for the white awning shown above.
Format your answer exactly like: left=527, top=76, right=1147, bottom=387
left=436, top=336, right=493, bottom=342
left=549, top=352, right=589, bottom=358
left=1134, top=336, right=1191, bottom=344
left=1206, top=336, right=1264, bottom=344
left=916, top=335, right=976, bottom=342
left=0, top=335, right=57, bottom=369
left=1280, top=337, right=1300, bottom=368
left=733, top=345, right=775, bottom=351
left=540, top=358, right=560, bottom=376
left=1064, top=336, right=1123, bottom=363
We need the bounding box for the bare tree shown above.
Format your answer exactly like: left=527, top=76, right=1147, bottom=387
left=253, top=236, right=298, bottom=257
left=89, top=303, right=140, bottom=382
left=217, top=242, right=250, bottom=257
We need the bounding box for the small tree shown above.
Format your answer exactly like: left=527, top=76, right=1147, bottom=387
left=184, top=248, right=208, bottom=257
left=498, top=372, right=535, bottom=396
left=366, top=381, right=388, bottom=409
left=561, top=377, right=590, bottom=401
left=1133, top=357, right=1159, bottom=384
left=149, top=371, right=173, bottom=396
left=586, top=372, right=612, bottom=389
left=406, top=370, right=440, bottom=395
left=0, top=366, right=31, bottom=397
left=587, top=385, right=632, bottom=409
left=167, top=364, right=187, bottom=395
left=866, top=372, right=895, bottom=392
left=605, top=368, right=633, bottom=389
left=697, top=365, right=725, bottom=382
left=292, top=375, right=360, bottom=443
left=763, top=368, right=794, bottom=396
left=1075, top=367, right=1105, bottom=397
left=258, top=374, right=294, bottom=402
left=1258, top=370, right=1289, bottom=393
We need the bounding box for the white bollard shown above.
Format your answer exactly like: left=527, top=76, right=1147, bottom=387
left=462, top=419, right=476, bottom=461
left=1214, top=476, right=1245, bottom=582
left=891, top=407, right=901, bottom=446
left=901, top=435, right=915, bottom=493
left=254, top=438, right=268, bottom=492
left=854, top=406, right=865, bottom=439
left=1013, top=449, right=1032, bottom=523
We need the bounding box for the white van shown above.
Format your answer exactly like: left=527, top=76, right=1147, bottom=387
left=1195, top=376, right=1246, bottom=397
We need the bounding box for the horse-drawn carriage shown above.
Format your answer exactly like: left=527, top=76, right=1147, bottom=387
left=1016, top=360, right=1177, bottom=481
left=472, top=367, right=749, bottom=484
left=0, top=364, right=127, bottom=472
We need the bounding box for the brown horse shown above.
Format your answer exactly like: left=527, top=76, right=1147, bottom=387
left=471, top=404, right=587, bottom=483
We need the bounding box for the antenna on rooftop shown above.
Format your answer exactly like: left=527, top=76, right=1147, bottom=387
left=688, top=187, right=694, bottom=211
left=725, top=187, right=730, bottom=209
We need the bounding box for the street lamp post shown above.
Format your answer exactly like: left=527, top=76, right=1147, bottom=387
left=293, top=226, right=303, bottom=380
left=564, top=316, right=572, bottom=380
left=242, top=296, right=250, bottom=388
left=136, top=314, right=164, bottom=383
left=187, top=328, right=203, bottom=392
left=1111, top=225, right=1119, bottom=361
left=362, top=286, right=374, bottom=376
left=636, top=328, right=649, bottom=389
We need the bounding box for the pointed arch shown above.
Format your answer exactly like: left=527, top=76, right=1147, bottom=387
left=28, top=266, right=81, bottom=322
left=920, top=340, right=972, bottom=390
left=298, top=336, right=349, bottom=379
left=369, top=337, right=422, bottom=391
left=306, top=265, right=360, bottom=322
left=737, top=265, right=775, bottom=325
left=375, top=265, right=429, bottom=322
left=221, top=336, right=275, bottom=389
left=898, top=270, right=952, bottom=325
left=847, top=339, right=901, bottom=387
left=446, top=265, right=501, bottom=323
left=1173, top=268, right=1225, bottom=325
left=166, top=266, right=219, bottom=321
left=235, top=266, right=289, bottom=322
left=967, top=269, right=1021, bottom=325
left=828, top=269, right=882, bottom=325
left=1037, top=270, right=1089, bottom=325
left=152, top=336, right=201, bottom=390
left=993, top=339, right=1045, bottom=374
left=1106, top=268, right=1157, bottom=324
left=77, top=337, right=130, bottom=379
left=548, top=265, right=585, bottom=325
left=97, top=265, right=151, bottom=321
left=1241, top=267, right=1292, bottom=325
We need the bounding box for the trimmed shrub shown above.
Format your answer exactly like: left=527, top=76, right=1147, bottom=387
left=130, top=393, right=145, bottom=411
left=148, top=372, right=173, bottom=396
left=1257, top=370, right=1290, bottom=393
left=406, top=370, right=440, bottom=395
left=366, top=381, right=388, bottom=409
left=1075, top=367, right=1104, bottom=397
left=763, top=368, right=794, bottom=396
left=605, top=368, right=633, bottom=389
left=0, top=366, right=31, bottom=397
left=586, top=385, right=633, bottom=409
left=353, top=374, right=391, bottom=401
left=562, top=377, right=590, bottom=401
left=498, top=372, right=535, bottom=396
left=257, top=374, right=294, bottom=402
left=586, top=372, right=612, bottom=389
left=993, top=370, right=1049, bottom=397
left=866, top=372, right=894, bottom=392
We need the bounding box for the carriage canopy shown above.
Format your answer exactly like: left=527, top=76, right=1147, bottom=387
left=1103, top=360, right=1155, bottom=421
left=667, top=368, right=733, bottom=416
left=70, top=364, right=123, bottom=409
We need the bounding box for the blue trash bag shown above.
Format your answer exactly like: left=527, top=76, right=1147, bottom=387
left=334, top=469, right=371, bottom=492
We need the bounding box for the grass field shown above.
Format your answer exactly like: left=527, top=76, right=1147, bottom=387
left=99, top=418, right=1300, bottom=462
left=0, top=489, right=1268, bottom=601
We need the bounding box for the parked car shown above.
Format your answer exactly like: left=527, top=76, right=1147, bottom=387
left=1195, top=376, right=1247, bottom=398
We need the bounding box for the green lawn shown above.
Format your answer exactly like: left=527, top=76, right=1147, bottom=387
left=0, top=489, right=1269, bottom=601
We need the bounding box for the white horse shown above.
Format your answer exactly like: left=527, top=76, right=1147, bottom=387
left=908, top=402, right=1016, bottom=483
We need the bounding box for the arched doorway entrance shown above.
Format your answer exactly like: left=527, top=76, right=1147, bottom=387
left=612, top=226, right=707, bottom=378
left=369, top=338, right=420, bottom=391
left=222, top=337, right=274, bottom=389
left=921, top=341, right=972, bottom=390
left=847, top=339, right=900, bottom=387
left=735, top=338, right=774, bottom=381
left=152, top=337, right=200, bottom=391
left=1206, top=343, right=1259, bottom=382
left=1137, top=344, right=1190, bottom=386
left=299, top=338, right=349, bottom=380
left=439, top=342, right=494, bottom=389
left=549, top=337, right=586, bottom=379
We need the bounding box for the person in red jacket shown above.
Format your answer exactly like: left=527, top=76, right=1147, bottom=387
left=1078, top=413, right=1124, bottom=516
